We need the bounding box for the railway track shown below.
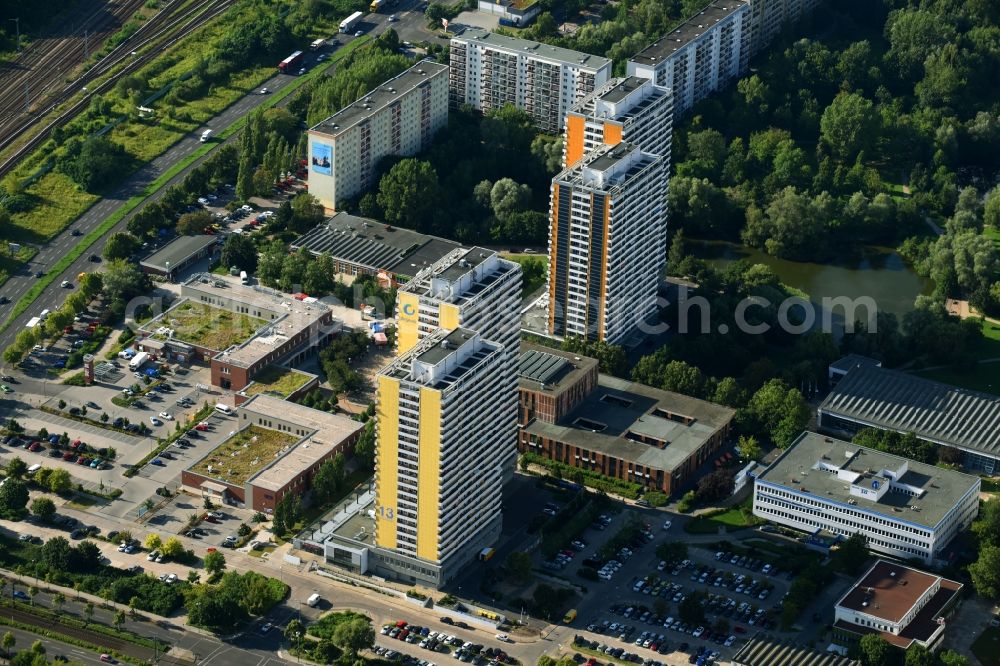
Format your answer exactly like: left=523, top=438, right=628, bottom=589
left=0, top=0, right=238, bottom=180
left=0, top=0, right=148, bottom=141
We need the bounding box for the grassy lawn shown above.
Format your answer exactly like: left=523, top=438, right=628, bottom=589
left=913, top=363, right=1000, bottom=396
left=985, top=225, right=1000, bottom=248
left=8, top=172, right=99, bottom=244
left=308, top=611, right=371, bottom=640
left=190, top=425, right=299, bottom=486
left=972, top=626, right=1000, bottom=666
left=981, top=477, right=1000, bottom=493
left=912, top=320, right=1000, bottom=395
left=684, top=506, right=763, bottom=534
left=243, top=365, right=313, bottom=398
left=148, top=300, right=265, bottom=350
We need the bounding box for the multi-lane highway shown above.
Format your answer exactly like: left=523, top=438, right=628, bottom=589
left=0, top=1, right=426, bottom=355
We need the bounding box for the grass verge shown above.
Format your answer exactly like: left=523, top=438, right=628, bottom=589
left=0, top=36, right=371, bottom=334
left=684, top=506, right=762, bottom=534
left=972, top=626, right=1000, bottom=666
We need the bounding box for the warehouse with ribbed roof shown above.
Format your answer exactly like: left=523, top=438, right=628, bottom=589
left=818, top=366, right=1000, bottom=474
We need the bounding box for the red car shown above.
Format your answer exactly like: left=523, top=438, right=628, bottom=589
left=28, top=442, right=42, bottom=452
left=76, top=456, right=88, bottom=465
left=734, top=626, right=746, bottom=634
left=397, top=631, right=409, bottom=641
left=71, top=439, right=82, bottom=448
left=63, top=451, right=75, bottom=461
left=194, top=423, right=210, bottom=431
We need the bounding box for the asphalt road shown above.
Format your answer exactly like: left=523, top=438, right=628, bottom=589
left=0, top=0, right=436, bottom=357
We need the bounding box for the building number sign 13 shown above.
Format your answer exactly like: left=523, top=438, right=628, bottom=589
left=376, top=505, right=395, bottom=521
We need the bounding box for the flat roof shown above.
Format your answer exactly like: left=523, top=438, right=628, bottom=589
left=837, top=560, right=960, bottom=624
left=631, top=1, right=746, bottom=66
left=189, top=425, right=300, bottom=488
left=732, top=635, right=859, bottom=666
left=755, top=432, right=980, bottom=530
left=176, top=274, right=338, bottom=368
left=241, top=395, right=364, bottom=492
left=451, top=25, right=611, bottom=70
left=399, top=246, right=520, bottom=307
left=818, top=365, right=1000, bottom=459
left=518, top=344, right=597, bottom=398
left=380, top=328, right=502, bottom=390
left=556, top=142, right=661, bottom=192
left=291, top=212, right=461, bottom=277
left=140, top=235, right=217, bottom=272
left=524, top=375, right=735, bottom=472
left=310, top=60, right=448, bottom=137
left=834, top=561, right=962, bottom=649
left=829, top=354, right=882, bottom=373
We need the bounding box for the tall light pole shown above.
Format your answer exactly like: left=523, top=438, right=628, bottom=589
left=9, top=18, right=19, bottom=54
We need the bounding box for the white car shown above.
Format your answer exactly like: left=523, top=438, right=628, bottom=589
left=61, top=280, right=72, bottom=288
left=724, top=636, right=736, bottom=647
left=354, top=30, right=363, bottom=36
left=149, top=417, right=162, bottom=426
left=388, top=14, right=397, bottom=21
left=662, top=520, right=672, bottom=530
left=164, top=573, right=177, bottom=584
left=158, top=412, right=173, bottom=420
left=259, top=87, right=269, bottom=94
left=495, top=634, right=509, bottom=642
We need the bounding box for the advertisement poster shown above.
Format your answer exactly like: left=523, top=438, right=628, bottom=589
left=311, top=143, right=332, bottom=175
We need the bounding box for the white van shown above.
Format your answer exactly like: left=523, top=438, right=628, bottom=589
left=306, top=593, right=321, bottom=608
left=214, top=403, right=233, bottom=415
left=26, top=463, right=42, bottom=476
left=39, top=309, right=51, bottom=320
left=200, top=129, right=213, bottom=143
left=240, top=270, right=248, bottom=285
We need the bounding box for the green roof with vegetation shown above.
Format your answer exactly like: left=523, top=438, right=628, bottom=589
left=242, top=366, right=313, bottom=398
left=189, top=425, right=299, bottom=486
left=149, top=300, right=265, bottom=351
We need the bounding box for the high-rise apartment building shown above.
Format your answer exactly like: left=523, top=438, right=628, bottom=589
left=396, top=246, right=522, bottom=479
left=448, top=26, right=612, bottom=133
left=375, top=328, right=512, bottom=586
left=547, top=142, right=668, bottom=343
left=745, top=0, right=820, bottom=56
left=395, top=246, right=522, bottom=356
left=627, top=1, right=749, bottom=118
left=307, top=60, right=449, bottom=211
left=564, top=76, right=674, bottom=169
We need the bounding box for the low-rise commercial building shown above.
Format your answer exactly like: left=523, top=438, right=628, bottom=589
left=752, top=432, right=981, bottom=565
left=818, top=365, right=1000, bottom=474
left=518, top=345, right=735, bottom=495
left=827, top=354, right=881, bottom=387
left=181, top=394, right=364, bottom=512
left=732, top=635, right=859, bottom=666
left=307, top=60, right=449, bottom=210
left=476, top=0, right=540, bottom=27
left=139, top=235, right=218, bottom=280
left=449, top=26, right=611, bottom=133
left=627, top=1, right=749, bottom=117
left=291, top=212, right=461, bottom=287
left=139, top=275, right=341, bottom=391
left=833, top=560, right=963, bottom=651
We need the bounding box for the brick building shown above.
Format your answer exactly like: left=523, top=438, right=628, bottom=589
left=140, top=275, right=342, bottom=391
left=181, top=394, right=363, bottom=512
left=517, top=345, right=735, bottom=495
